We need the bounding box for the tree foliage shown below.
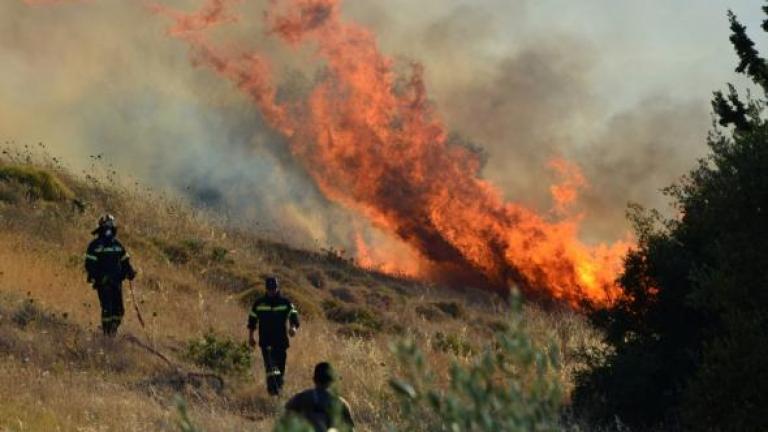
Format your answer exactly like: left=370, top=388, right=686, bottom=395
left=388, top=298, right=564, bottom=432
left=575, top=4, right=768, bottom=430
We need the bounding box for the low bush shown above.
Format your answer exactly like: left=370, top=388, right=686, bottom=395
left=322, top=299, right=382, bottom=332
left=0, top=164, right=74, bottom=201
left=329, top=287, right=357, bottom=303
left=153, top=238, right=207, bottom=266
left=206, top=267, right=257, bottom=294
left=180, top=238, right=205, bottom=256
left=209, top=246, right=230, bottom=264
left=432, top=331, right=474, bottom=357
left=12, top=299, right=65, bottom=329
left=0, top=179, right=24, bottom=203
left=185, top=331, right=252, bottom=376
left=283, top=288, right=321, bottom=319
left=304, top=268, right=326, bottom=289
left=389, top=300, right=564, bottom=432
left=364, top=291, right=393, bottom=309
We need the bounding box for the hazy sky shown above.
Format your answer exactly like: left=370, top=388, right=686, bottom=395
left=347, top=0, right=763, bottom=104
left=525, top=1, right=763, bottom=108
left=1, top=0, right=765, bottom=246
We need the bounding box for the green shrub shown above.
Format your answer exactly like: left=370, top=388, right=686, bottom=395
left=322, top=299, right=382, bottom=331
left=12, top=299, right=64, bottom=329
left=151, top=237, right=191, bottom=265
left=432, top=331, right=474, bottom=357
left=0, top=179, right=23, bottom=203
left=185, top=331, right=252, bottom=376
left=389, top=299, right=564, bottom=432
left=209, top=246, right=230, bottom=264
left=180, top=238, right=205, bottom=256
left=0, top=164, right=73, bottom=201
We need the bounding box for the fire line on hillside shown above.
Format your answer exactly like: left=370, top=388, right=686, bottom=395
left=153, top=0, right=632, bottom=308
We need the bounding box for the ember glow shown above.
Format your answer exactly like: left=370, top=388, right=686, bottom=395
left=154, top=0, right=631, bottom=307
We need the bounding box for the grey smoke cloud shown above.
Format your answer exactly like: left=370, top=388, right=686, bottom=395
left=1, top=0, right=361, bottom=248
left=0, top=0, right=757, bottom=252
left=577, top=97, right=711, bottom=242
left=439, top=38, right=596, bottom=208
left=344, top=0, right=752, bottom=242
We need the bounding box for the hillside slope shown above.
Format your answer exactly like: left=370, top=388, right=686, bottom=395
left=0, top=153, right=601, bottom=431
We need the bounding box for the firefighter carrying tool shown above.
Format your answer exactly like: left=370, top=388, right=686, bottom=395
left=84, top=214, right=137, bottom=337
left=247, top=276, right=300, bottom=396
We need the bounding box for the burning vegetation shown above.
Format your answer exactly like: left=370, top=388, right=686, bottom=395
left=154, top=0, right=631, bottom=307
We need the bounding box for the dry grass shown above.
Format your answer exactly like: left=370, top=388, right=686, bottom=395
left=0, top=156, right=605, bottom=431
left=0, top=163, right=74, bottom=202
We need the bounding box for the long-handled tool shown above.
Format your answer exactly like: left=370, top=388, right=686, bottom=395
left=124, top=280, right=224, bottom=393
left=128, top=280, right=146, bottom=328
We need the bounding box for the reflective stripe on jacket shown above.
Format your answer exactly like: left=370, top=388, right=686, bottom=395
left=248, top=295, right=300, bottom=348
left=85, top=237, right=134, bottom=285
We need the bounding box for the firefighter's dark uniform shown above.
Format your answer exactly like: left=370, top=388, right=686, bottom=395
left=247, top=294, right=300, bottom=394
left=285, top=388, right=355, bottom=432
left=84, top=236, right=135, bottom=336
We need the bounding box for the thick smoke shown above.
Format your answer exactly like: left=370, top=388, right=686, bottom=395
left=1, top=0, right=364, bottom=248
left=2, top=0, right=719, bottom=262
left=577, top=98, right=710, bottom=242
left=346, top=1, right=714, bottom=242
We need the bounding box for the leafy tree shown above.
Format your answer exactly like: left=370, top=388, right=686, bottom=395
left=575, top=4, right=768, bottom=430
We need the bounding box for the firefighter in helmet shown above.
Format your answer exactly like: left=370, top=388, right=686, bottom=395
left=84, top=214, right=136, bottom=336
left=247, top=276, right=300, bottom=395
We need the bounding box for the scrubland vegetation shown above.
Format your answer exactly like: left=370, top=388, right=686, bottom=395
left=3, top=4, right=767, bottom=431
left=0, top=147, right=600, bottom=431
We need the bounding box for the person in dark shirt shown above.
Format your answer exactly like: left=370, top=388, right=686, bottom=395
left=284, top=362, right=355, bottom=432
left=84, top=214, right=136, bottom=337
left=247, top=276, right=299, bottom=395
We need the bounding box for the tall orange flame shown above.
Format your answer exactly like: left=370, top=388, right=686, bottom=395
left=156, top=0, right=632, bottom=307
left=354, top=232, right=421, bottom=277
left=549, top=158, right=588, bottom=215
